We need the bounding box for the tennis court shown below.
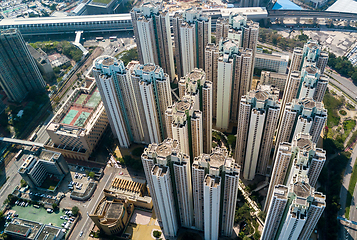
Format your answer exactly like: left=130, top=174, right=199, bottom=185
left=74, top=112, right=91, bottom=127
left=75, top=94, right=88, bottom=105
left=61, top=110, right=78, bottom=125
left=85, top=90, right=101, bottom=108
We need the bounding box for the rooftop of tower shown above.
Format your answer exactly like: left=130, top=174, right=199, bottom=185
left=306, top=40, right=319, bottom=49
left=294, top=134, right=314, bottom=151
left=152, top=165, right=168, bottom=176
left=205, top=175, right=220, bottom=188
left=102, top=57, right=115, bottom=66
left=142, top=64, right=156, bottom=72
left=300, top=98, right=316, bottom=108
left=187, top=70, right=204, bottom=81
left=305, top=66, right=318, bottom=75
left=175, top=101, right=191, bottom=112
left=156, top=139, right=179, bottom=157
left=292, top=180, right=312, bottom=198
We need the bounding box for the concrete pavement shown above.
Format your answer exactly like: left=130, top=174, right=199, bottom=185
left=67, top=167, right=117, bottom=240
left=327, top=70, right=357, bottom=100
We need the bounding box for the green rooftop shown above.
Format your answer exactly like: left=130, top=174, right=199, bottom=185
left=91, top=0, right=112, bottom=4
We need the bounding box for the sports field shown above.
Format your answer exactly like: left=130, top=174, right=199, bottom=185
left=75, top=94, right=87, bottom=105
left=61, top=110, right=78, bottom=125
left=85, top=90, right=101, bottom=108
left=74, top=112, right=91, bottom=127
left=11, top=205, right=66, bottom=227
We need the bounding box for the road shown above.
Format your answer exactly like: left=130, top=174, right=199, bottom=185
left=340, top=140, right=357, bottom=240
left=67, top=167, right=117, bottom=240
left=327, top=69, right=357, bottom=100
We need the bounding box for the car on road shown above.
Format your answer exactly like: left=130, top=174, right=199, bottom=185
left=80, top=231, right=83, bottom=237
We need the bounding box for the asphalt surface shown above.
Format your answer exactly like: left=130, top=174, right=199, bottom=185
left=327, top=69, right=357, bottom=100
left=67, top=167, right=117, bottom=240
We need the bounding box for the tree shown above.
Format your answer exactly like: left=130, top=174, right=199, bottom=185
left=72, top=206, right=79, bottom=216
left=89, top=172, right=95, bottom=178
left=20, top=179, right=27, bottom=187
left=253, top=231, right=261, bottom=240
left=153, top=230, right=161, bottom=238
left=243, top=236, right=251, bottom=240
left=52, top=203, right=58, bottom=210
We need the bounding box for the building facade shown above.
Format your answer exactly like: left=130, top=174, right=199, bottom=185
left=255, top=52, right=289, bottom=74
left=45, top=81, right=108, bottom=160
left=0, top=28, right=45, bottom=102
left=131, top=2, right=175, bottom=80
left=173, top=8, right=211, bottom=79
left=235, top=85, right=280, bottom=180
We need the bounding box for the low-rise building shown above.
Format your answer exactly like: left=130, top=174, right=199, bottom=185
left=18, top=149, right=69, bottom=191
left=45, top=81, right=108, bottom=160
left=5, top=218, right=65, bottom=240
left=89, top=175, right=152, bottom=235
left=255, top=52, right=289, bottom=74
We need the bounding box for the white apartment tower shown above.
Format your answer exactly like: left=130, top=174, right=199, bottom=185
left=165, top=96, right=203, bottom=158
left=276, top=98, right=327, bottom=146
left=130, top=63, right=172, bottom=142
left=131, top=2, right=175, bottom=80
left=177, top=69, right=213, bottom=154
left=93, top=57, right=147, bottom=148
left=215, top=39, right=253, bottom=129
left=235, top=85, right=280, bottom=180
left=192, top=147, right=240, bottom=236
left=282, top=40, right=329, bottom=108
left=204, top=174, right=221, bottom=240
left=265, top=133, right=326, bottom=210
left=262, top=175, right=326, bottom=240
left=173, top=8, right=211, bottom=79
left=141, top=139, right=192, bottom=236
left=151, top=164, right=179, bottom=237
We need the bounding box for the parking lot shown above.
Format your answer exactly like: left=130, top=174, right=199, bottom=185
left=6, top=204, right=75, bottom=229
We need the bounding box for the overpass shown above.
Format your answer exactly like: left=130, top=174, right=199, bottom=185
left=0, top=8, right=356, bottom=36
left=267, top=9, right=357, bottom=20
left=0, top=137, right=44, bottom=148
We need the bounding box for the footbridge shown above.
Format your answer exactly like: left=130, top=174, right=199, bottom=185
left=0, top=137, right=44, bottom=148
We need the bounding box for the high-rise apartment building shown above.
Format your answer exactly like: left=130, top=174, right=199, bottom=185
left=0, top=28, right=45, bottom=102
left=94, top=58, right=172, bottom=146
left=265, top=133, right=326, bottom=211
left=262, top=175, right=326, bottom=240
left=214, top=39, right=253, bottom=129
left=234, top=85, right=280, bottom=180
left=131, top=2, right=175, bottom=80
left=276, top=97, right=327, bottom=145
left=206, top=13, right=258, bottom=128
left=192, top=147, right=240, bottom=237
left=142, top=141, right=240, bottom=238
left=165, top=97, right=203, bottom=158
left=93, top=57, right=143, bottom=148
left=151, top=165, right=179, bottom=237
left=169, top=69, right=212, bottom=155
left=141, top=139, right=191, bottom=236
left=130, top=63, right=172, bottom=143
left=173, top=8, right=211, bottom=79
left=282, top=40, right=329, bottom=108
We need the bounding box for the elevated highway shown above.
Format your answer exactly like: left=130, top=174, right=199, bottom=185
left=0, top=8, right=356, bottom=36
left=267, top=9, right=357, bottom=20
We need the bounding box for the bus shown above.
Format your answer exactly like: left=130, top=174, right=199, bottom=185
left=29, top=132, right=37, bottom=141
left=109, top=36, right=117, bottom=41
left=96, top=37, right=103, bottom=41
left=120, top=39, right=125, bottom=46
left=14, top=149, right=23, bottom=161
